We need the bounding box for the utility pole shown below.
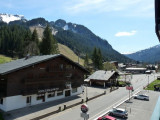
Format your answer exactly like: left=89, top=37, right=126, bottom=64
left=129, top=89, right=130, bottom=101
left=148, top=75, right=149, bottom=86
left=78, top=54, right=80, bottom=64
left=86, top=84, right=88, bottom=103
left=148, top=75, right=149, bottom=93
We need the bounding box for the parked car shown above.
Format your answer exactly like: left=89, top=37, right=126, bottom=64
left=146, top=70, right=151, bottom=74
left=154, top=84, right=160, bottom=91
left=134, top=94, right=149, bottom=101
left=157, top=76, right=160, bottom=80
left=108, top=108, right=128, bottom=118
left=97, top=115, right=116, bottom=120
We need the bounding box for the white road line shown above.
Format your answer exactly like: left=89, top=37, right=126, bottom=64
left=90, top=88, right=141, bottom=120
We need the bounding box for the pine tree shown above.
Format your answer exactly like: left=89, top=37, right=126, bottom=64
left=23, top=29, right=40, bottom=56
left=32, top=29, right=39, bottom=45
left=40, top=24, right=59, bottom=55
left=92, top=47, right=98, bottom=69
left=97, top=48, right=103, bottom=69
left=92, top=47, right=103, bottom=70
left=84, top=53, right=89, bottom=68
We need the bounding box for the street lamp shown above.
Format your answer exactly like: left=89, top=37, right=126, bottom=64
left=148, top=75, right=149, bottom=86
left=147, top=75, right=149, bottom=93
left=86, top=84, right=88, bottom=103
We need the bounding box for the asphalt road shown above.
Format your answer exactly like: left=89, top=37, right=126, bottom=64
left=118, top=91, right=160, bottom=120
left=45, top=73, right=158, bottom=120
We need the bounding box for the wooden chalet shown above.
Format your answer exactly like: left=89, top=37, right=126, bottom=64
left=0, top=54, right=89, bottom=111
left=87, top=70, right=119, bottom=88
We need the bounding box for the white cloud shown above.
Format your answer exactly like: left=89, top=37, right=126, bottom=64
left=65, top=0, right=154, bottom=17
left=115, top=30, right=137, bottom=37
left=66, top=0, right=106, bottom=13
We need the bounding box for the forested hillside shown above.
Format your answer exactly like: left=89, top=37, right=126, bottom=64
left=54, top=19, right=132, bottom=63
left=0, top=16, right=134, bottom=63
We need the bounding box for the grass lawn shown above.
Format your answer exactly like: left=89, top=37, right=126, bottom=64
left=119, top=81, right=126, bottom=85
left=145, top=79, right=160, bottom=90
left=0, top=113, right=4, bottom=120
left=58, top=43, right=84, bottom=66
left=118, top=81, right=126, bottom=87
left=118, top=80, right=131, bottom=87
left=0, top=55, right=12, bottom=64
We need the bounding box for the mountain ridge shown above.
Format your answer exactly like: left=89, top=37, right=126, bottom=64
left=124, top=44, right=160, bottom=63
left=0, top=13, right=133, bottom=63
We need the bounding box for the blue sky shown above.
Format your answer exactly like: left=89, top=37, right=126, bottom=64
left=0, top=0, right=159, bottom=54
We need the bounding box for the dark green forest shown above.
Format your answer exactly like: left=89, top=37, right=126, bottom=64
left=0, top=24, right=30, bottom=57
left=0, top=22, right=58, bottom=58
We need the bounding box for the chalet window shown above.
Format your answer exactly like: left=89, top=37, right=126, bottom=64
left=57, top=91, right=63, bottom=96
left=37, top=95, right=44, bottom=100
left=72, top=88, right=77, bottom=93
left=60, top=64, right=63, bottom=70
left=48, top=92, right=55, bottom=98
left=0, top=99, right=3, bottom=104
left=37, top=96, right=42, bottom=100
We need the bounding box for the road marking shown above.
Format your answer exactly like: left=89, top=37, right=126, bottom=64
left=90, top=88, right=141, bottom=120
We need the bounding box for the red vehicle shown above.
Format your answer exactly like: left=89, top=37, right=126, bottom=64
left=97, top=115, right=117, bottom=120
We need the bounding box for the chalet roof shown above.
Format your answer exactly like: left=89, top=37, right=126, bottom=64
left=0, top=54, right=89, bottom=75
left=88, top=70, right=118, bottom=81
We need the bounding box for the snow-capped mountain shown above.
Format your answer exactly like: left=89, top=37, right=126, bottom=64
left=124, top=44, right=160, bottom=63
left=0, top=13, right=26, bottom=23
left=54, top=19, right=78, bottom=33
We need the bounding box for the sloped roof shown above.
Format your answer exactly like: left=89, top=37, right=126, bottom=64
left=88, top=70, right=117, bottom=81
left=0, top=54, right=89, bottom=75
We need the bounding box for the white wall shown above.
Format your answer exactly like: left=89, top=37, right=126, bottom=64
left=5, top=95, right=27, bottom=111
left=0, top=87, right=83, bottom=112
left=0, top=94, right=44, bottom=111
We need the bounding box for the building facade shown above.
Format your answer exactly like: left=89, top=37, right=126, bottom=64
left=0, top=54, right=88, bottom=111
left=125, top=68, right=146, bottom=74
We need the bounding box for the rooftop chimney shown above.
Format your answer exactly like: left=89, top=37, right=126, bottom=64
left=25, top=54, right=30, bottom=60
